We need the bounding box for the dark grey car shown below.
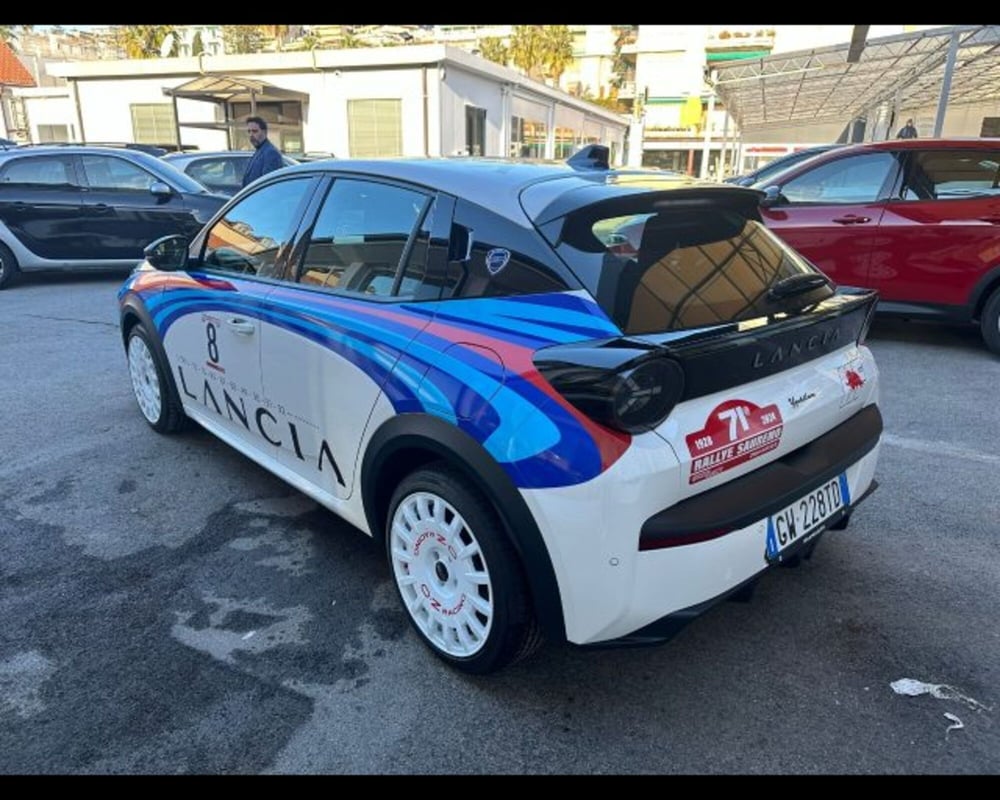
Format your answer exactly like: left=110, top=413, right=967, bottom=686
left=0, top=145, right=229, bottom=289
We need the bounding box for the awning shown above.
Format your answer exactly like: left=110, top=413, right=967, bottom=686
left=712, top=25, right=1000, bottom=135
left=163, top=75, right=308, bottom=105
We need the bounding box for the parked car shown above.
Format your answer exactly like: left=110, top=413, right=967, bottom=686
left=754, top=137, right=1000, bottom=354
left=0, top=145, right=229, bottom=289
left=117, top=145, right=883, bottom=674
left=724, top=144, right=844, bottom=187
left=162, top=150, right=299, bottom=196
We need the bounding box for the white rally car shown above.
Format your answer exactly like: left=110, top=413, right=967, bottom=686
left=118, top=146, right=882, bottom=674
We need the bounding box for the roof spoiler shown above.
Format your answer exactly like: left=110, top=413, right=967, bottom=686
left=567, top=144, right=610, bottom=170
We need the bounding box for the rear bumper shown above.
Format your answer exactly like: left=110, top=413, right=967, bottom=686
left=591, top=478, right=880, bottom=648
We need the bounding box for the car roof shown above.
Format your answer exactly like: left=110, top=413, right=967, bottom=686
left=265, top=156, right=742, bottom=223
left=163, top=150, right=253, bottom=160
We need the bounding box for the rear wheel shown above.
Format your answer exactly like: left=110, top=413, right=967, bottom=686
left=980, top=287, right=1000, bottom=356
left=126, top=323, right=186, bottom=433
left=0, top=242, right=20, bottom=289
left=386, top=464, right=543, bottom=674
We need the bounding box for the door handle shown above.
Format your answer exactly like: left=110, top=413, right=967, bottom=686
left=226, top=317, right=256, bottom=335
left=91, top=203, right=112, bottom=214
left=832, top=215, right=871, bottom=225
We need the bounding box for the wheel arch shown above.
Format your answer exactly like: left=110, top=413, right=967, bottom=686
left=970, top=263, right=1000, bottom=320
left=119, top=299, right=185, bottom=412
left=360, top=414, right=566, bottom=643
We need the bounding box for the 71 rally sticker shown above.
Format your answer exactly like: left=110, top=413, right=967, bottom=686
left=685, top=399, right=784, bottom=484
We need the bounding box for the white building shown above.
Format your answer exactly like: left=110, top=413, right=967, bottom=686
left=33, top=44, right=629, bottom=164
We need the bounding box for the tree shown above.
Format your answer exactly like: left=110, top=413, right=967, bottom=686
left=222, top=25, right=263, bottom=55
left=116, top=25, right=178, bottom=59
left=0, top=25, right=33, bottom=52
left=191, top=31, right=205, bottom=57
left=508, top=25, right=547, bottom=80
left=478, top=36, right=508, bottom=67
left=508, top=25, right=575, bottom=83
left=541, top=26, right=574, bottom=82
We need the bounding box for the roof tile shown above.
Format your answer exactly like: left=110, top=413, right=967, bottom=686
left=0, top=40, right=36, bottom=87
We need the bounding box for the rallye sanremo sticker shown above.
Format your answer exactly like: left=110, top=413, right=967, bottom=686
left=684, top=399, right=784, bottom=484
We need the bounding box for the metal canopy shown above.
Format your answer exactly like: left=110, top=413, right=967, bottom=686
left=712, top=25, right=1000, bottom=134
left=163, top=75, right=308, bottom=105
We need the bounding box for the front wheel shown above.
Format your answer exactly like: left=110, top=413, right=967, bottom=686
left=980, top=287, right=1000, bottom=356
left=386, top=464, right=543, bottom=675
left=126, top=323, right=187, bottom=433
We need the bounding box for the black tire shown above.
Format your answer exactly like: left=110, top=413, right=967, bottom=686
left=0, top=241, right=20, bottom=290
left=125, top=323, right=187, bottom=433
left=980, top=287, right=1000, bottom=356
left=386, top=463, right=544, bottom=675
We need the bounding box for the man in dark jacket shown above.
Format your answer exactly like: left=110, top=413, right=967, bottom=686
left=242, top=116, right=284, bottom=187
left=896, top=118, right=919, bottom=139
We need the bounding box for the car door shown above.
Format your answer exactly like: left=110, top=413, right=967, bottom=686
left=163, top=174, right=320, bottom=456
left=260, top=175, right=444, bottom=503
left=0, top=152, right=85, bottom=260
left=759, top=150, right=900, bottom=289
left=78, top=152, right=196, bottom=259
left=869, top=146, right=1000, bottom=307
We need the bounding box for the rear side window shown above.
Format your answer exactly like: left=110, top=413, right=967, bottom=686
left=902, top=149, right=1000, bottom=199
left=441, top=198, right=572, bottom=299
left=0, top=155, right=76, bottom=185
left=556, top=206, right=831, bottom=335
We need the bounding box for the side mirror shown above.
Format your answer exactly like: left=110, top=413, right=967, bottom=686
left=143, top=234, right=189, bottom=271
left=758, top=185, right=784, bottom=209
left=149, top=181, right=173, bottom=198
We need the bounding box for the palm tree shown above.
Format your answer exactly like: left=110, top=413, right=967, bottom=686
left=541, top=26, right=574, bottom=83
left=508, top=26, right=547, bottom=80
left=478, top=36, right=508, bottom=67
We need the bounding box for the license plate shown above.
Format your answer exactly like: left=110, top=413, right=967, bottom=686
left=766, top=474, right=850, bottom=561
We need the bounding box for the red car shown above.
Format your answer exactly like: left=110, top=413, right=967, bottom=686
left=755, top=138, right=1000, bottom=354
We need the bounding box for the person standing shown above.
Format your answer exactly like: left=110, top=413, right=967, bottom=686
left=896, top=117, right=919, bottom=139
left=242, top=116, right=284, bottom=187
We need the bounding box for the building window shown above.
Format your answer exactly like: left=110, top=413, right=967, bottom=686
left=347, top=99, right=403, bottom=158
left=981, top=117, right=1000, bottom=138
left=130, top=103, right=178, bottom=146
left=36, top=124, right=70, bottom=143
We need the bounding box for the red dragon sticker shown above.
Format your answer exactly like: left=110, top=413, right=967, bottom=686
left=685, top=399, right=784, bottom=484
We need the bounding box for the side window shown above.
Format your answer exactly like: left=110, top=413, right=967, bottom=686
left=780, top=152, right=897, bottom=204
left=904, top=149, right=1000, bottom=200
left=297, top=178, right=428, bottom=296
left=188, top=158, right=241, bottom=191
left=80, top=155, right=157, bottom=191
left=201, top=177, right=313, bottom=278
left=442, top=199, right=571, bottom=299
left=0, top=155, right=75, bottom=185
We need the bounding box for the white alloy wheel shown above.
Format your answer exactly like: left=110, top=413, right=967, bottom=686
left=128, top=332, right=163, bottom=425
left=389, top=489, right=494, bottom=659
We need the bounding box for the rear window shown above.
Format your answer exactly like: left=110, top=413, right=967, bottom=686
left=555, top=205, right=832, bottom=335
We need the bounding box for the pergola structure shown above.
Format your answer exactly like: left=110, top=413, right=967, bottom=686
left=712, top=25, right=1000, bottom=138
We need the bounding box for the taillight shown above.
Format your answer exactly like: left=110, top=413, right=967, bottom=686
left=541, top=356, right=685, bottom=434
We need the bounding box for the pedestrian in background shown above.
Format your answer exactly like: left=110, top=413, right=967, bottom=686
left=242, top=116, right=283, bottom=187
left=896, top=117, right=919, bottom=139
